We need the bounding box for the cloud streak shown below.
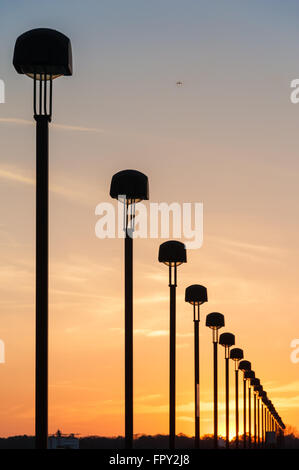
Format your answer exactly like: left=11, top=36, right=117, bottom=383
left=0, top=166, right=90, bottom=204
left=0, top=117, right=105, bottom=133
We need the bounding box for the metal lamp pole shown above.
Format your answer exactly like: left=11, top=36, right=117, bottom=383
left=110, top=170, right=149, bottom=449
left=219, top=333, right=235, bottom=449
left=13, top=28, right=72, bottom=449
left=238, top=360, right=251, bottom=448
left=230, top=348, right=244, bottom=449
left=206, top=313, right=225, bottom=449
left=185, top=285, right=208, bottom=448
left=159, top=241, right=187, bottom=449
left=244, top=371, right=255, bottom=449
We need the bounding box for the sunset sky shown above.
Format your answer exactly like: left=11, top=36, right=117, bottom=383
left=1, top=0, right=299, bottom=439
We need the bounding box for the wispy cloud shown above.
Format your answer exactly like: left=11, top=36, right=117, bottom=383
left=269, top=395, right=299, bottom=410
left=135, top=294, right=169, bottom=305
left=0, top=117, right=105, bottom=133
left=208, top=235, right=285, bottom=261
left=135, top=394, right=161, bottom=402
left=133, top=329, right=193, bottom=338
left=0, top=168, right=34, bottom=185
left=0, top=166, right=90, bottom=204
left=268, top=381, right=299, bottom=394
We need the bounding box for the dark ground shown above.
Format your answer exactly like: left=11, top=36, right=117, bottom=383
left=0, top=433, right=298, bottom=449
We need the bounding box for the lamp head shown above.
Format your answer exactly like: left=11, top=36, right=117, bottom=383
left=13, top=28, right=72, bottom=79
left=219, top=332, right=235, bottom=348
left=244, top=370, right=255, bottom=380
left=110, top=169, right=149, bottom=204
left=251, top=378, right=260, bottom=387
left=238, top=360, right=251, bottom=371
left=185, top=284, right=207, bottom=305
left=230, top=348, right=244, bottom=361
left=205, top=312, right=225, bottom=330
left=158, top=240, right=187, bottom=266
left=250, top=378, right=257, bottom=387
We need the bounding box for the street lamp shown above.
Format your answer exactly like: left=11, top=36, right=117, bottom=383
left=185, top=284, right=208, bottom=449
left=251, top=377, right=260, bottom=447
left=159, top=241, right=187, bottom=449
left=267, top=401, right=275, bottom=436
left=261, top=391, right=267, bottom=447
left=244, top=370, right=255, bottom=448
left=265, top=399, right=270, bottom=438
left=238, top=360, right=251, bottom=448
left=205, top=312, right=225, bottom=449
left=13, top=28, right=72, bottom=450
left=110, top=169, right=149, bottom=449
left=254, top=384, right=263, bottom=447
left=219, top=332, right=235, bottom=448
left=230, top=348, right=243, bottom=448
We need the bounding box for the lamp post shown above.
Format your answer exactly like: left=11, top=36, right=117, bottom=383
left=219, top=333, right=235, bottom=448
left=254, top=385, right=263, bottom=447
left=264, top=397, right=270, bottom=446
left=238, top=360, right=251, bottom=448
left=244, top=370, right=255, bottom=448
left=159, top=241, right=187, bottom=449
left=265, top=399, right=268, bottom=440
left=250, top=378, right=260, bottom=447
left=205, top=312, right=225, bottom=449
left=230, top=348, right=243, bottom=448
left=13, top=28, right=72, bottom=450
left=110, top=169, right=149, bottom=449
left=261, top=392, right=267, bottom=447
left=268, top=401, right=274, bottom=436
left=185, top=285, right=208, bottom=449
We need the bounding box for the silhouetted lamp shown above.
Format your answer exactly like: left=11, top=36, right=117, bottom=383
left=159, top=241, right=187, bottom=449
left=13, top=28, right=72, bottom=450
left=206, top=312, right=225, bottom=449
left=110, top=169, right=149, bottom=450
left=185, top=284, right=208, bottom=448
left=244, top=370, right=255, bottom=448
left=251, top=378, right=260, bottom=447
left=261, top=390, right=267, bottom=446
left=238, top=360, right=251, bottom=448
left=219, top=333, right=235, bottom=448
left=261, top=393, right=267, bottom=434
left=230, top=347, right=244, bottom=448
left=254, top=384, right=263, bottom=447
left=110, top=169, right=149, bottom=204
left=230, top=348, right=244, bottom=361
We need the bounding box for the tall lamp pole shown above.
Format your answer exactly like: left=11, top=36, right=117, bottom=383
left=238, top=360, right=251, bottom=448
left=13, top=28, right=72, bottom=450
left=244, top=370, right=255, bottom=448
left=230, top=348, right=244, bottom=448
left=219, top=333, right=235, bottom=449
left=110, top=169, right=149, bottom=449
left=260, top=392, right=267, bottom=447
left=263, top=397, right=269, bottom=447
left=261, top=394, right=265, bottom=447
left=254, top=385, right=263, bottom=447
left=159, top=241, right=187, bottom=449
left=251, top=378, right=260, bottom=447
left=205, top=312, right=225, bottom=449
left=185, top=285, right=208, bottom=449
